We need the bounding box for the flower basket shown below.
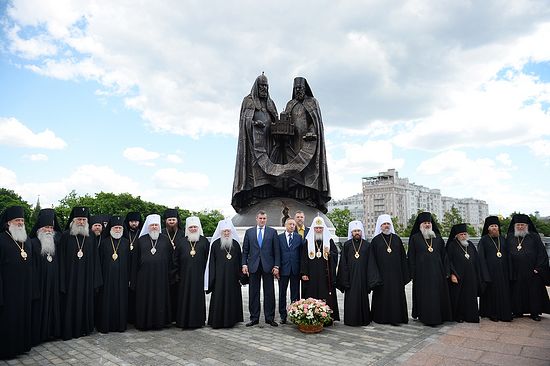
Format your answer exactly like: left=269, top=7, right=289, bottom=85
left=298, top=323, right=324, bottom=334
left=287, top=298, right=333, bottom=333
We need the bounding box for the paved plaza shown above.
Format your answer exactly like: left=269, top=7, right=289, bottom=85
left=2, top=284, right=549, bottom=366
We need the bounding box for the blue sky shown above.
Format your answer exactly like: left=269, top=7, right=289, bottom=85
left=1, top=0, right=549, bottom=218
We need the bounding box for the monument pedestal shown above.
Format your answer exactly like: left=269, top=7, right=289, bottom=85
left=232, top=197, right=335, bottom=240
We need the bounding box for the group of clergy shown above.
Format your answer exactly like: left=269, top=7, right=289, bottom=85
left=1, top=204, right=550, bottom=360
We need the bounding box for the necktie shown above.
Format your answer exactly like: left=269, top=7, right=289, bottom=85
left=258, top=227, right=263, bottom=247
left=288, top=233, right=292, bottom=247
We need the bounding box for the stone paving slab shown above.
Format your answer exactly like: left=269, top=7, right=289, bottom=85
left=2, top=284, right=549, bottom=365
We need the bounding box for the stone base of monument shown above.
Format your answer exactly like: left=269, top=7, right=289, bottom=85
left=231, top=197, right=336, bottom=240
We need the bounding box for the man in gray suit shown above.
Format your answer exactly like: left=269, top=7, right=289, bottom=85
left=242, top=210, right=280, bottom=326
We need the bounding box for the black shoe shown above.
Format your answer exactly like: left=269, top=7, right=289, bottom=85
left=489, top=317, right=498, bottom=322
left=245, top=320, right=259, bottom=327
left=280, top=319, right=287, bottom=324
left=531, top=315, right=541, bottom=321
left=266, top=320, right=278, bottom=327
left=513, top=313, right=524, bottom=318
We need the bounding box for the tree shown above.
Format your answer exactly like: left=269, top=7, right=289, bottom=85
left=0, top=188, right=33, bottom=227
left=326, top=208, right=354, bottom=237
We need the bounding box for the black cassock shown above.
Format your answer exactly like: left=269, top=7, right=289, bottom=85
left=173, top=236, right=210, bottom=328
left=31, top=236, right=61, bottom=345
left=59, top=232, right=102, bottom=340
left=507, top=233, right=550, bottom=316
left=301, top=239, right=340, bottom=321
left=407, top=233, right=452, bottom=326
left=336, top=238, right=380, bottom=326
left=163, top=228, right=184, bottom=323
left=370, top=233, right=409, bottom=325
left=125, top=229, right=140, bottom=324
left=0, top=232, right=35, bottom=359
left=477, top=235, right=512, bottom=321
left=131, top=233, right=173, bottom=330
left=447, top=239, right=482, bottom=323
left=207, top=239, right=244, bottom=329
left=96, top=236, right=130, bottom=333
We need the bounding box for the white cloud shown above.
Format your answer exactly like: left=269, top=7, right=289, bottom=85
left=530, top=139, right=550, bottom=158
left=165, top=154, right=183, bottom=164
left=25, top=153, right=49, bottom=161
left=152, top=168, right=209, bottom=190
left=0, top=117, right=67, bottom=149
left=6, top=0, right=550, bottom=139
left=122, top=147, right=161, bottom=163
left=328, top=140, right=405, bottom=175
left=0, top=166, right=18, bottom=187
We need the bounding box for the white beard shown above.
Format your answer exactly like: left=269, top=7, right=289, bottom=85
left=314, top=232, right=323, bottom=242
left=187, top=232, right=200, bottom=242
left=459, top=239, right=469, bottom=247
left=420, top=227, right=436, bottom=239
left=382, top=228, right=391, bottom=235
left=515, top=228, right=528, bottom=238
left=110, top=229, right=123, bottom=240
left=220, top=237, right=233, bottom=251
left=149, top=230, right=160, bottom=241
left=38, top=230, right=56, bottom=256
left=9, top=224, right=27, bottom=242
left=70, top=222, right=89, bottom=237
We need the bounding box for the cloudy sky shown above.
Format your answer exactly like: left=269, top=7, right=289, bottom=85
left=1, top=0, right=549, bottom=219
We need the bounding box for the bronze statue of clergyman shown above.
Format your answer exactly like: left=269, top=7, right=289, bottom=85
left=232, top=75, right=331, bottom=214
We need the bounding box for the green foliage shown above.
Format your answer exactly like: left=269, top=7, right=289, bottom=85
left=191, top=209, right=225, bottom=237
left=392, top=216, right=405, bottom=237
left=0, top=188, right=33, bottom=228
left=326, top=208, right=354, bottom=237
left=441, top=206, right=463, bottom=236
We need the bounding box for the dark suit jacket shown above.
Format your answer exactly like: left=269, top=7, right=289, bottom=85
left=278, top=231, right=303, bottom=276
left=242, top=226, right=280, bottom=273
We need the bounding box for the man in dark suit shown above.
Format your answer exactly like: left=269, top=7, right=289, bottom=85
left=278, top=218, right=303, bottom=324
left=242, top=210, right=280, bottom=326
left=294, top=210, right=309, bottom=239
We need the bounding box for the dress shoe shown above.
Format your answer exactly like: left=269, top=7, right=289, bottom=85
left=513, top=313, right=524, bottom=318
left=245, top=320, right=259, bottom=327
left=266, top=320, right=279, bottom=327
left=279, top=319, right=287, bottom=324
left=489, top=317, right=498, bottom=322
left=531, top=315, right=542, bottom=321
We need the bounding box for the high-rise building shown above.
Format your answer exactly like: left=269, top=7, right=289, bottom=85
left=327, top=193, right=364, bottom=221
left=358, top=169, right=488, bottom=236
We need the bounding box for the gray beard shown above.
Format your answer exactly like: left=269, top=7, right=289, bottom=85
left=9, top=225, right=27, bottom=243
left=220, top=237, right=233, bottom=251
left=420, top=227, right=436, bottom=239
left=110, top=229, right=123, bottom=240
left=149, top=230, right=160, bottom=241
left=382, top=228, right=391, bottom=235
left=187, top=232, right=200, bottom=242
left=38, top=230, right=56, bottom=256
left=70, top=222, right=89, bottom=237
left=314, top=232, right=323, bottom=242
left=459, top=239, right=469, bottom=247
left=515, top=228, right=528, bottom=238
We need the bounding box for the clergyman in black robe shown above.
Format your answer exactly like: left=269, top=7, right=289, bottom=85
left=301, top=217, right=339, bottom=321
left=369, top=215, right=409, bottom=325
left=96, top=215, right=130, bottom=333
left=0, top=206, right=35, bottom=359
left=207, top=219, right=244, bottom=329
left=123, top=211, right=142, bottom=325
left=30, top=208, right=62, bottom=345
left=407, top=212, right=452, bottom=326
left=477, top=216, right=512, bottom=322
left=506, top=214, right=550, bottom=321
left=447, top=223, right=483, bottom=323
left=59, top=206, right=103, bottom=341
left=173, top=216, right=210, bottom=329
left=336, top=220, right=380, bottom=326
left=131, top=214, right=173, bottom=330
left=163, top=208, right=184, bottom=323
